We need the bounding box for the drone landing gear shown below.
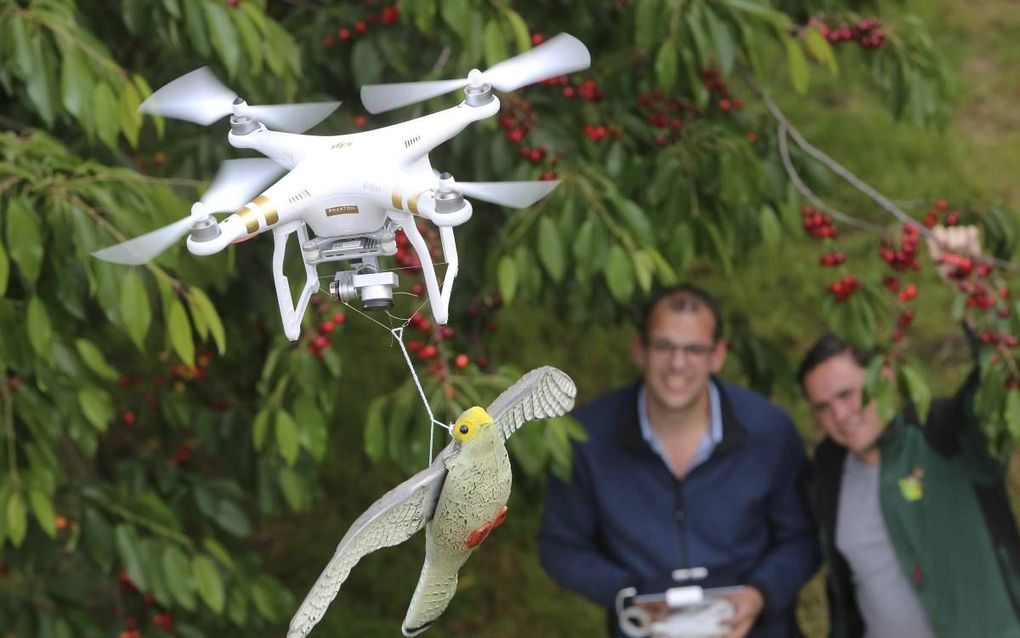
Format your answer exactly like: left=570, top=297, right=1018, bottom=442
left=273, top=224, right=320, bottom=341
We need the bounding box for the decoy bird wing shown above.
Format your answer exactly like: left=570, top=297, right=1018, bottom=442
left=487, top=366, right=577, bottom=443
left=286, top=448, right=453, bottom=638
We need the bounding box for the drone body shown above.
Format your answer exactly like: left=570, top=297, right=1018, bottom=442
left=285, top=366, right=577, bottom=637
left=93, top=35, right=590, bottom=341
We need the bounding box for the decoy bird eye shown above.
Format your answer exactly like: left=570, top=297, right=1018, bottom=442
left=459, top=424, right=469, bottom=434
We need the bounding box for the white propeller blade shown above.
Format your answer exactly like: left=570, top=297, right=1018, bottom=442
left=482, top=34, right=591, bottom=92
left=91, top=217, right=195, bottom=266
left=92, top=158, right=284, bottom=265
left=455, top=180, right=561, bottom=208
left=139, top=67, right=340, bottom=133
left=360, top=33, right=591, bottom=113
left=361, top=79, right=471, bottom=115
left=139, top=67, right=238, bottom=125
left=199, top=158, right=284, bottom=212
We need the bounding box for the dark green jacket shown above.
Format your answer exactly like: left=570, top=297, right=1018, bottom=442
left=811, top=374, right=1020, bottom=638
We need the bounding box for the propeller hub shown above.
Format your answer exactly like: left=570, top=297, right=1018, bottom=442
left=189, top=217, right=221, bottom=243
left=464, top=83, right=493, bottom=107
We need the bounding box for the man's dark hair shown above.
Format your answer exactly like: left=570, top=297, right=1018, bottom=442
left=638, top=284, right=723, bottom=344
left=796, top=334, right=870, bottom=389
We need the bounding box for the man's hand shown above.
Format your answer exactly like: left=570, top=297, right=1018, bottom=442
left=721, top=586, right=764, bottom=638
left=926, top=224, right=982, bottom=284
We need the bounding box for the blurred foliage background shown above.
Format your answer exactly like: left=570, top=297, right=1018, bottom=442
left=0, top=0, right=1018, bottom=636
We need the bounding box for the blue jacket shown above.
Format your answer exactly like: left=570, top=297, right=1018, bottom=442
left=538, top=380, right=820, bottom=637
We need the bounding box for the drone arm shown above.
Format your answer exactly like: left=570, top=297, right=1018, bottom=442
left=272, top=224, right=320, bottom=341
left=395, top=216, right=451, bottom=325
left=399, top=99, right=500, bottom=163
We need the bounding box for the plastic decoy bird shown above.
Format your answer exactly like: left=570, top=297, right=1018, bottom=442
left=286, top=366, right=577, bottom=637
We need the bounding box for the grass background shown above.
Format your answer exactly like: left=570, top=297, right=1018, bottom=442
left=267, top=1, right=1020, bottom=636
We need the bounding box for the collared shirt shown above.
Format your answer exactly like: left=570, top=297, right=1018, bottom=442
left=638, top=380, right=723, bottom=475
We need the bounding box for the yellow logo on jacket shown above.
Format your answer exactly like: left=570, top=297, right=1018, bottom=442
left=898, top=466, right=924, bottom=502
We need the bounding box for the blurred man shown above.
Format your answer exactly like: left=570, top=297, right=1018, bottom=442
left=539, top=284, right=820, bottom=638
left=799, top=226, right=1020, bottom=638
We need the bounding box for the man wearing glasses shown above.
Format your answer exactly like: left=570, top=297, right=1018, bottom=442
left=799, top=226, right=1020, bottom=638
left=539, top=284, right=819, bottom=637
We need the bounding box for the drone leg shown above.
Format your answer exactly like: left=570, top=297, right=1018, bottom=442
left=272, top=225, right=320, bottom=341
left=436, top=226, right=459, bottom=316
left=397, top=217, right=449, bottom=324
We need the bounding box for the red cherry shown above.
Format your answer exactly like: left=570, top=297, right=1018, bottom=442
left=454, top=354, right=470, bottom=368
left=419, top=345, right=438, bottom=360
left=562, top=86, right=576, bottom=99
left=319, top=320, right=336, bottom=334
left=531, top=33, right=545, bottom=45
left=122, top=411, right=137, bottom=426
left=354, top=20, right=367, bottom=33
left=476, top=355, right=490, bottom=368
left=718, top=99, right=732, bottom=111
left=407, top=340, right=422, bottom=352
left=507, top=129, right=524, bottom=143
left=935, top=199, right=949, bottom=210
left=539, top=171, right=557, bottom=181
left=353, top=115, right=367, bottom=128
left=323, top=35, right=335, bottom=48
left=313, top=335, right=329, bottom=349
left=338, top=27, right=351, bottom=40
left=333, top=311, right=346, bottom=325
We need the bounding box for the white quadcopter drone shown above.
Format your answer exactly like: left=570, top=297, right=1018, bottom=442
left=93, top=34, right=590, bottom=340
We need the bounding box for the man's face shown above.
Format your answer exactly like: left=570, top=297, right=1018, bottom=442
left=802, top=352, right=884, bottom=456
left=632, top=304, right=726, bottom=415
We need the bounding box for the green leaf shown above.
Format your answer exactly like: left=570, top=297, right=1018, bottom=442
left=278, top=466, right=306, bottom=511
left=632, top=250, right=654, bottom=293
left=214, top=500, right=251, bottom=538
left=275, top=410, right=299, bottom=465
left=803, top=28, right=838, bottom=75
left=503, top=9, right=531, bottom=53
left=83, top=510, right=114, bottom=571
left=618, top=201, right=655, bottom=246
left=253, top=408, right=272, bottom=452
left=351, top=39, right=383, bottom=86
left=26, top=296, right=53, bottom=360
left=1006, top=390, right=1020, bottom=439
left=115, top=525, right=148, bottom=591
left=60, top=43, right=93, bottom=117
left=192, top=555, right=226, bottom=614
left=294, top=399, right=327, bottom=461
left=162, top=545, right=197, bottom=611
left=204, top=2, right=241, bottom=78
left=784, top=35, right=809, bottom=94
left=705, top=7, right=735, bottom=74
left=899, top=364, right=932, bottom=422
left=75, top=339, right=120, bottom=382
left=120, top=269, right=151, bottom=350
left=482, top=20, right=508, bottom=68
left=497, top=255, right=518, bottom=303
left=364, top=399, right=385, bottom=461
left=92, top=83, right=120, bottom=149
left=167, top=298, right=195, bottom=366
left=655, top=39, right=678, bottom=93
left=759, top=205, right=782, bottom=248
left=635, top=0, right=663, bottom=49
left=29, top=490, right=56, bottom=538
left=6, top=491, right=27, bottom=547
left=440, top=0, right=471, bottom=41
left=0, top=240, right=8, bottom=296
left=605, top=245, right=635, bottom=302
left=537, top=216, right=566, bottom=283
left=6, top=197, right=44, bottom=286
left=78, top=386, right=113, bottom=432
left=188, top=288, right=226, bottom=354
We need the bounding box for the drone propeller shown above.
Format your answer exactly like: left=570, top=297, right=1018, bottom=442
left=92, top=159, right=284, bottom=265
left=361, top=33, right=591, bottom=113
left=139, top=67, right=341, bottom=133
left=453, top=179, right=560, bottom=209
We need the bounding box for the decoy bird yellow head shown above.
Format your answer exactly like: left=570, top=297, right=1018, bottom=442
left=453, top=406, right=493, bottom=443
